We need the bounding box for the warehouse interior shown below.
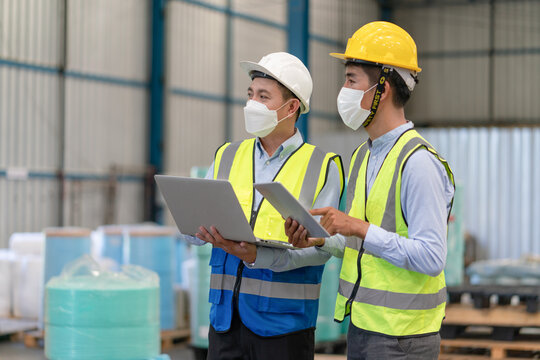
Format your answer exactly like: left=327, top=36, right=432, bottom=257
left=0, top=0, right=539, bottom=359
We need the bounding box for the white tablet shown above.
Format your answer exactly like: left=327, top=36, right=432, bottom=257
left=254, top=182, right=331, bottom=238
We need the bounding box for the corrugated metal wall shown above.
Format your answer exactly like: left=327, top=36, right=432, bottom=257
left=63, top=0, right=149, bottom=227
left=421, top=127, right=540, bottom=261
left=395, top=0, right=540, bottom=125
left=0, top=0, right=150, bottom=247
left=0, top=0, right=63, bottom=248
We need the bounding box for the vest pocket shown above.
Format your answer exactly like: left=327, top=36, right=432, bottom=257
left=209, top=248, right=227, bottom=268
left=257, top=295, right=305, bottom=314
left=208, top=249, right=227, bottom=305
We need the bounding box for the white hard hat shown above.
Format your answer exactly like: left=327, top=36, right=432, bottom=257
left=240, top=52, right=313, bottom=114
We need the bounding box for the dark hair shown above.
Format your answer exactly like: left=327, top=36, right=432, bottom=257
left=276, top=83, right=301, bottom=121
left=345, top=61, right=412, bottom=107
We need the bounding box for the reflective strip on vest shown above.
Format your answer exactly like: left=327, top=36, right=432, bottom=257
left=379, top=137, right=429, bottom=232
left=210, top=273, right=321, bottom=300
left=216, top=141, right=242, bottom=180
left=339, top=278, right=447, bottom=310
left=298, top=147, right=326, bottom=208
left=346, top=144, right=369, bottom=214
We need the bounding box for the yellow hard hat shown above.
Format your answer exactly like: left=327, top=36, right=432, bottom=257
left=330, top=21, right=421, bottom=73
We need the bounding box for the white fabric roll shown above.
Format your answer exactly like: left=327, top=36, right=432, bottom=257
left=12, top=254, right=44, bottom=319
left=0, top=249, right=15, bottom=317
left=9, top=233, right=45, bottom=256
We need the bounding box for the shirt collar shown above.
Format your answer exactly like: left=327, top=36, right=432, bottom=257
left=367, top=121, right=414, bottom=153
left=255, top=129, right=304, bottom=159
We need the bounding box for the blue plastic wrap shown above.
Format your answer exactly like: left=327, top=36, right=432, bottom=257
left=175, top=239, right=189, bottom=285
left=44, top=255, right=161, bottom=360
left=467, top=257, right=540, bottom=285
left=44, top=228, right=92, bottom=286
left=126, top=226, right=177, bottom=330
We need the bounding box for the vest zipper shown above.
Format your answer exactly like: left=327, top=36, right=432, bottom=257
left=233, top=262, right=245, bottom=303
left=345, top=247, right=364, bottom=313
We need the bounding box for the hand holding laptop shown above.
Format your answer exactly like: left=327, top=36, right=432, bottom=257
left=195, top=225, right=257, bottom=263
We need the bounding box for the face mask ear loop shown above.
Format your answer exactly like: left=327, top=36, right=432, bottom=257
left=276, top=99, right=297, bottom=123
left=362, top=66, right=391, bottom=128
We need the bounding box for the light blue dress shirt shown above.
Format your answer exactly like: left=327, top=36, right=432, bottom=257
left=320, top=122, right=455, bottom=277
left=185, top=129, right=342, bottom=271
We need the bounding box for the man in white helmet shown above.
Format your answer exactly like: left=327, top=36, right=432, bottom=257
left=284, top=22, right=455, bottom=359
left=189, top=52, right=344, bottom=360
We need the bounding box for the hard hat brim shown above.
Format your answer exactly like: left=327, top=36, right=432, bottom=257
left=329, top=52, right=422, bottom=73
left=239, top=60, right=310, bottom=114
left=329, top=52, right=348, bottom=60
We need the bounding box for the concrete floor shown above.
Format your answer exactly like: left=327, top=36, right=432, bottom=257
left=0, top=340, right=197, bottom=360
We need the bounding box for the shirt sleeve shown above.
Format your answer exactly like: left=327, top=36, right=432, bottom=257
left=362, top=148, right=454, bottom=277
left=317, top=233, right=346, bottom=258
left=246, top=160, right=342, bottom=271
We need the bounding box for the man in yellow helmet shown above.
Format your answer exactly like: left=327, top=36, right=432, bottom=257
left=285, top=21, right=455, bottom=359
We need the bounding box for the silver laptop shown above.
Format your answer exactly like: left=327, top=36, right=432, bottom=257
left=155, top=175, right=297, bottom=250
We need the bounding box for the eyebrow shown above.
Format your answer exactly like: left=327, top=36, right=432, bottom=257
left=345, top=72, right=357, bottom=79
left=247, top=87, right=272, bottom=96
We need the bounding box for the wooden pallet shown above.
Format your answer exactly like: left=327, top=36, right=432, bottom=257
left=23, top=329, right=44, bottom=348
left=442, top=303, right=540, bottom=340
left=447, top=286, right=539, bottom=313
left=0, top=317, right=39, bottom=344
left=314, top=355, right=346, bottom=360
left=440, top=338, right=540, bottom=359
left=161, top=328, right=190, bottom=350
left=19, top=327, right=191, bottom=350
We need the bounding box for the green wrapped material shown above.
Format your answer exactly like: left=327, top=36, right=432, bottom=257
left=445, top=184, right=464, bottom=286
left=45, top=255, right=160, bottom=360
left=188, top=243, right=212, bottom=348
left=315, top=256, right=343, bottom=343
left=46, top=325, right=160, bottom=358
left=190, top=166, right=209, bottom=179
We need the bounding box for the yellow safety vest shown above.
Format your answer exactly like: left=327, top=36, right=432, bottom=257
left=334, top=129, right=455, bottom=337
left=213, top=138, right=344, bottom=242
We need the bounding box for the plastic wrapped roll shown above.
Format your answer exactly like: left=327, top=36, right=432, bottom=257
left=315, top=256, right=342, bottom=343
left=189, top=243, right=212, bottom=348
left=97, top=225, right=125, bottom=266
left=126, top=226, right=177, bottom=330
left=45, top=255, right=160, bottom=360
left=9, top=232, right=45, bottom=255
left=175, top=238, right=189, bottom=285
left=12, top=254, right=43, bottom=319
left=0, top=249, right=14, bottom=316
left=44, top=228, right=92, bottom=286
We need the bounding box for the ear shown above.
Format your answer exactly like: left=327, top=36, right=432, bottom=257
left=380, top=81, right=392, bottom=103
left=287, top=98, right=301, bottom=115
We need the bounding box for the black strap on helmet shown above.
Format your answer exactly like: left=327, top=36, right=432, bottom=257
left=362, top=66, right=391, bottom=128
left=250, top=70, right=277, bottom=82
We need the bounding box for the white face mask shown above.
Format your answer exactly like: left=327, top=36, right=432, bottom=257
left=243, top=99, right=293, bottom=138
left=337, top=85, right=377, bottom=130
